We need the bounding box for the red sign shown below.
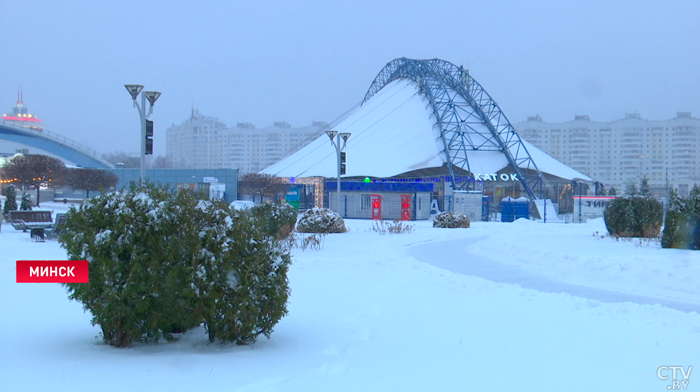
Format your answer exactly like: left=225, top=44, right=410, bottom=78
left=16, top=260, right=89, bottom=283
left=401, top=194, right=412, bottom=221
left=371, top=194, right=382, bottom=220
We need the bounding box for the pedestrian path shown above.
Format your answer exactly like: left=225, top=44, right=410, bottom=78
left=408, top=236, right=700, bottom=314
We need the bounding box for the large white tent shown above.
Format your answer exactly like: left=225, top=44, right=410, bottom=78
left=263, top=59, right=592, bottom=187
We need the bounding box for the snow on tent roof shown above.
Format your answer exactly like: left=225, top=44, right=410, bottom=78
left=263, top=80, right=592, bottom=182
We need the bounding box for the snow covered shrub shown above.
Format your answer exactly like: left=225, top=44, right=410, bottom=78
left=603, top=196, right=663, bottom=238
left=192, top=201, right=291, bottom=344
left=662, top=187, right=700, bottom=249
left=20, top=193, right=32, bottom=210
left=250, top=202, right=297, bottom=240
left=60, top=183, right=201, bottom=347
left=433, top=211, right=470, bottom=228
left=60, top=182, right=291, bottom=347
left=295, top=208, right=347, bottom=233
left=2, top=184, right=18, bottom=215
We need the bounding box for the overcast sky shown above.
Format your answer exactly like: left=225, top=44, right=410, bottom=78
left=2, top=0, right=698, bottom=157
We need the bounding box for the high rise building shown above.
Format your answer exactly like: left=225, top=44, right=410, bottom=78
left=166, top=109, right=327, bottom=174
left=514, top=112, right=700, bottom=196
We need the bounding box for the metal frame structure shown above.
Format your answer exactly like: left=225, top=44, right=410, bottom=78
left=362, top=58, right=543, bottom=200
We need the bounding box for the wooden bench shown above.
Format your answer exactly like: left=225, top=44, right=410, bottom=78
left=8, top=210, right=56, bottom=241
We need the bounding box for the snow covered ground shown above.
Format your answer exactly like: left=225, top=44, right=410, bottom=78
left=1, top=203, right=698, bottom=391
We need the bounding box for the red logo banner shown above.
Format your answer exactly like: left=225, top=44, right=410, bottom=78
left=16, top=260, right=89, bottom=283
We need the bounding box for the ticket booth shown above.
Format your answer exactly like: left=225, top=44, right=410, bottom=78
left=400, top=194, right=411, bottom=220
left=371, top=194, right=382, bottom=220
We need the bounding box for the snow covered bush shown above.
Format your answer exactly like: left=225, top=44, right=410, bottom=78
left=60, top=182, right=291, bottom=347
left=2, top=184, right=17, bottom=215
left=59, top=183, right=198, bottom=346
left=192, top=200, right=291, bottom=344
left=662, top=186, right=700, bottom=249
left=295, top=208, right=347, bottom=233
left=603, top=196, right=663, bottom=238
left=433, top=211, right=471, bottom=228
left=20, top=193, right=32, bottom=210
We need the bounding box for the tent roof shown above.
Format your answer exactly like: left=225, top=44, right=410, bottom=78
left=263, top=80, right=593, bottom=182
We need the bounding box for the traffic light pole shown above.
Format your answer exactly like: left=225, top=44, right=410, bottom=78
left=331, top=133, right=342, bottom=217
left=326, top=130, right=350, bottom=217
left=124, top=85, right=161, bottom=183
left=137, top=92, right=148, bottom=182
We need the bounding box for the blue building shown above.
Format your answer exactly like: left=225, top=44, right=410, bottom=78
left=106, top=168, right=238, bottom=203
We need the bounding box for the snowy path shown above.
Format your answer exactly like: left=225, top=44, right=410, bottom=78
left=408, top=236, right=700, bottom=314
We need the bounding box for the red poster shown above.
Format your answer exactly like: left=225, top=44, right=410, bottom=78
left=401, top=194, right=411, bottom=221
left=371, top=194, right=382, bottom=220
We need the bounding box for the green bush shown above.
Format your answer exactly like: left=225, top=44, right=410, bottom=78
left=3, top=184, right=18, bottom=215
left=60, top=182, right=291, bottom=347
left=193, top=200, right=291, bottom=344
left=20, top=193, right=32, bottom=210
left=250, top=202, right=297, bottom=240
left=662, top=187, right=700, bottom=249
left=603, top=196, right=663, bottom=238
left=433, top=211, right=471, bottom=228
left=295, top=208, right=347, bottom=233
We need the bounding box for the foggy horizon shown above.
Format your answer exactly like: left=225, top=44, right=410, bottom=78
left=2, top=0, right=698, bottom=157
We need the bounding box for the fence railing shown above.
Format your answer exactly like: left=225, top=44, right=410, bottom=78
left=1, top=120, right=113, bottom=167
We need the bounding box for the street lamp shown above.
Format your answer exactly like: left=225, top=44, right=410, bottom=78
left=124, top=84, right=161, bottom=182
left=326, top=130, right=350, bottom=216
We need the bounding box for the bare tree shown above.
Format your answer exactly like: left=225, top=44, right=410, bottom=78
left=65, top=168, right=119, bottom=198
left=152, top=155, right=174, bottom=168
left=4, top=154, right=66, bottom=207
left=103, top=151, right=140, bottom=168
left=237, top=173, right=288, bottom=203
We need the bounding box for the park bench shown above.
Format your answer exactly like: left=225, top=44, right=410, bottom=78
left=45, top=213, right=68, bottom=239
left=7, top=210, right=61, bottom=242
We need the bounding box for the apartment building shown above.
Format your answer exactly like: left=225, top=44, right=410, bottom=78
left=514, top=112, right=700, bottom=195
left=166, top=109, right=327, bottom=174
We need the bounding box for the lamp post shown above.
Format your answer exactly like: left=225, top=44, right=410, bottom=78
left=325, top=130, right=350, bottom=216
left=124, top=84, right=161, bottom=182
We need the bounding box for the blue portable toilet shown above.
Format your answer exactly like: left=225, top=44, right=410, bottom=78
left=501, top=197, right=530, bottom=222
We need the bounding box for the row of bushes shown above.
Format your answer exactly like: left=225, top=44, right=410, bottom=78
left=296, top=209, right=471, bottom=231
left=2, top=184, right=34, bottom=214
left=603, top=186, right=700, bottom=249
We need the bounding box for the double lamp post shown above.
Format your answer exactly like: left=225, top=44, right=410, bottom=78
left=124, top=84, right=161, bottom=182
left=325, top=130, right=350, bottom=216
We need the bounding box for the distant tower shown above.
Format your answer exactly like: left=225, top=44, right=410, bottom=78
left=4, top=86, right=42, bottom=130
left=13, top=86, right=28, bottom=115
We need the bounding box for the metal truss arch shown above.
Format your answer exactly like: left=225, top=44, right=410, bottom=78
left=362, top=57, right=544, bottom=200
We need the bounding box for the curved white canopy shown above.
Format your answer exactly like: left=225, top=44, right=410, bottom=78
left=263, top=80, right=592, bottom=182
